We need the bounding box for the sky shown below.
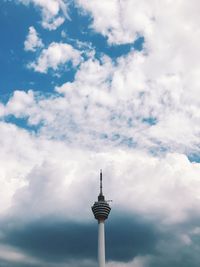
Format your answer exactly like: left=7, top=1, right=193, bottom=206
left=0, top=0, right=200, bottom=266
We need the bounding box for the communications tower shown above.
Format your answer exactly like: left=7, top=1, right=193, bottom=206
left=92, top=170, right=111, bottom=267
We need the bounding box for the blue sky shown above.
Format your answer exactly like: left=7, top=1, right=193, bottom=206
left=0, top=1, right=200, bottom=267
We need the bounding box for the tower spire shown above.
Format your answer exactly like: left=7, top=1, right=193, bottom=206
left=100, top=169, right=103, bottom=195
left=98, top=170, right=105, bottom=201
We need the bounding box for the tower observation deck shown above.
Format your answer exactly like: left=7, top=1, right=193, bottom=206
left=92, top=170, right=111, bottom=267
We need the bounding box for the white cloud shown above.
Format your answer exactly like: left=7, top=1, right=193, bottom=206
left=4, top=44, right=200, bottom=153
left=0, top=124, right=199, bottom=226
left=3, top=113, right=200, bottom=225
left=42, top=15, right=65, bottom=31
left=29, top=42, right=82, bottom=73
left=3, top=0, right=200, bottom=228
left=0, top=119, right=200, bottom=267
left=0, top=122, right=39, bottom=214
left=77, top=0, right=154, bottom=44
left=24, top=26, right=43, bottom=52
left=19, top=0, right=69, bottom=30
left=107, top=256, right=151, bottom=267
left=5, top=90, right=35, bottom=118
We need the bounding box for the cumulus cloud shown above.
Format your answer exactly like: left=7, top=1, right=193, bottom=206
left=77, top=0, right=154, bottom=45
left=0, top=133, right=199, bottom=226
left=0, top=122, right=38, bottom=214
left=0, top=113, right=199, bottom=226
left=29, top=42, right=82, bottom=73
left=0, top=126, right=199, bottom=266
left=19, top=0, right=69, bottom=30
left=5, top=90, right=35, bottom=117
left=24, top=26, right=44, bottom=52
left=75, top=0, right=200, bottom=152
left=6, top=48, right=199, bottom=153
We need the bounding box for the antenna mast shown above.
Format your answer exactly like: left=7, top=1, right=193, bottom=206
left=100, top=169, right=103, bottom=195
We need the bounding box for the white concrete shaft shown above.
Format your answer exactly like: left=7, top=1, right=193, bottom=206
left=98, top=220, right=105, bottom=267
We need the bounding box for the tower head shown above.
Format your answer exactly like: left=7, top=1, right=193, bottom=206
left=92, top=170, right=111, bottom=221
